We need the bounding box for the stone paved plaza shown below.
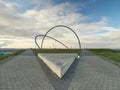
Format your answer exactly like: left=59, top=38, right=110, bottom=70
left=0, top=50, right=54, bottom=90
left=68, top=50, right=120, bottom=90
left=0, top=49, right=120, bottom=90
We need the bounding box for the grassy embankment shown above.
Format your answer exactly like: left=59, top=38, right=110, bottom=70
left=0, top=50, right=26, bottom=61
left=90, top=49, right=120, bottom=63
left=32, top=49, right=81, bottom=55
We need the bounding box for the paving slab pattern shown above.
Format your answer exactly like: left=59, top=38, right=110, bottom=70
left=68, top=50, right=120, bottom=90
left=0, top=49, right=120, bottom=90
left=0, top=50, right=54, bottom=90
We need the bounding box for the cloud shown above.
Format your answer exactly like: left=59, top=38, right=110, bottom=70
left=0, top=1, right=88, bottom=37
left=0, top=40, right=13, bottom=48
left=30, top=0, right=53, bottom=7
left=0, top=0, right=120, bottom=48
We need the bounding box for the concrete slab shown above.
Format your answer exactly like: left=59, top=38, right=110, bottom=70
left=38, top=53, right=78, bottom=78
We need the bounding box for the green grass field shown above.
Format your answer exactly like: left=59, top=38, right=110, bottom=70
left=90, top=49, right=120, bottom=62
left=0, top=50, right=26, bottom=61
left=32, top=49, right=81, bottom=55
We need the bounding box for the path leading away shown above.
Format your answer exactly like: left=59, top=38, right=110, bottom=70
left=0, top=50, right=54, bottom=90
left=68, top=50, right=120, bottom=90
left=0, top=49, right=120, bottom=90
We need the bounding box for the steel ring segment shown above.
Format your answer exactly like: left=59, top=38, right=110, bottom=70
left=35, top=34, right=69, bottom=49
left=41, top=25, right=81, bottom=49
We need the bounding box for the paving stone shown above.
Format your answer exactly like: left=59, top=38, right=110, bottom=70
left=0, top=49, right=120, bottom=90
left=0, top=50, right=54, bottom=90
left=68, top=50, right=120, bottom=90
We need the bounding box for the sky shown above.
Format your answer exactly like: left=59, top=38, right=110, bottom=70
left=0, top=0, right=120, bottom=49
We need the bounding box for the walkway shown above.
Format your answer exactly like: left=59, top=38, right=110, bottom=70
left=68, top=50, right=120, bottom=90
left=0, top=50, right=54, bottom=90
left=0, top=49, right=120, bottom=90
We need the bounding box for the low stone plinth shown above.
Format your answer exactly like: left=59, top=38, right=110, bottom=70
left=38, top=53, right=78, bottom=78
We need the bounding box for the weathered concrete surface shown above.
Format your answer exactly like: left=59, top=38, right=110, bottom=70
left=68, top=50, right=120, bottom=90
left=38, top=53, right=78, bottom=78
left=0, top=50, right=54, bottom=90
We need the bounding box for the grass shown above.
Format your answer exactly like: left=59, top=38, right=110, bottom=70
left=0, top=49, right=26, bottom=61
left=32, top=49, right=81, bottom=55
left=89, top=49, right=120, bottom=63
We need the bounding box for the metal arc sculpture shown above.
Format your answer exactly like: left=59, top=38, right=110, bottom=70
left=35, top=25, right=81, bottom=78
left=35, top=34, right=69, bottom=49
left=35, top=25, right=81, bottom=49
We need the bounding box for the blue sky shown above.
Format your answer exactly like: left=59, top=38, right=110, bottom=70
left=4, top=0, right=120, bottom=27
left=0, top=0, right=120, bottom=48
left=57, top=0, right=120, bottom=27
left=8, top=0, right=120, bottom=27
left=56, top=0, right=120, bottom=27
left=81, top=0, right=120, bottom=28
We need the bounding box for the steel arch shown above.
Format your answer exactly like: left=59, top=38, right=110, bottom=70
left=41, top=25, right=81, bottom=49
left=35, top=34, right=69, bottom=49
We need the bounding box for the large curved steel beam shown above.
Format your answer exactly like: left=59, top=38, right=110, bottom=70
left=41, top=25, right=81, bottom=49
left=35, top=34, right=69, bottom=49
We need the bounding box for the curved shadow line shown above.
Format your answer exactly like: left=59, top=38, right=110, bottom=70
left=41, top=25, right=81, bottom=49
left=35, top=34, right=69, bottom=49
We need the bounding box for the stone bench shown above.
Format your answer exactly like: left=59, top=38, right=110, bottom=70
left=38, top=53, right=78, bottom=78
